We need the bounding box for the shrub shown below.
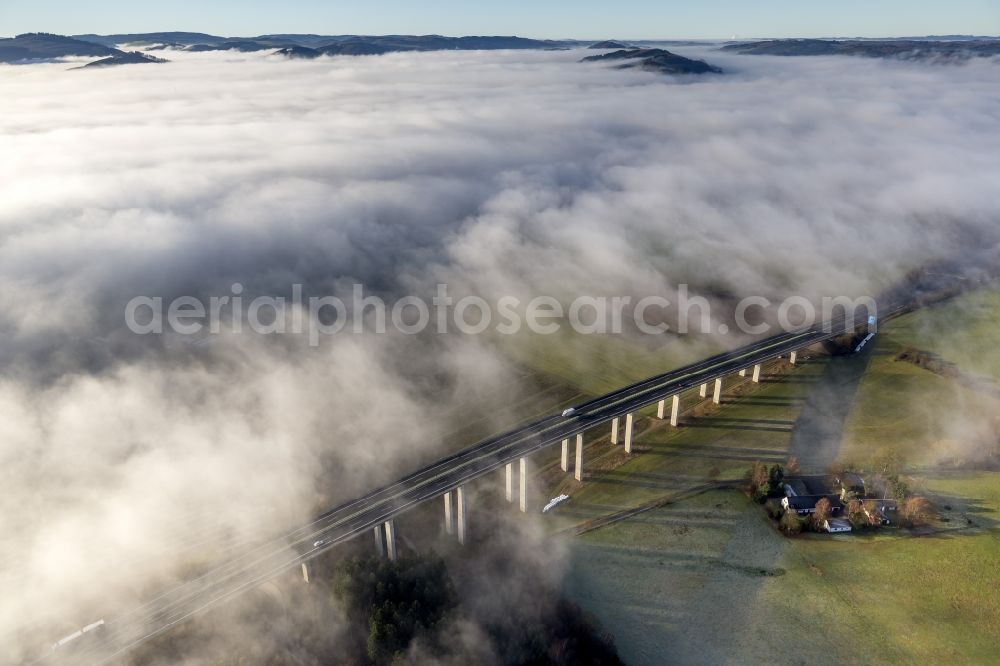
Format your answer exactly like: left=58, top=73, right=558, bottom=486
left=765, top=499, right=785, bottom=520
left=900, top=496, right=935, bottom=527
left=749, top=461, right=768, bottom=490
left=779, top=511, right=804, bottom=536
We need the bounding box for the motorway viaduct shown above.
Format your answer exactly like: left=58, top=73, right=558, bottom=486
left=62, top=303, right=901, bottom=665
left=365, top=350, right=796, bottom=569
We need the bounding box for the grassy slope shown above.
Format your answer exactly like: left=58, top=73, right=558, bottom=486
left=886, top=288, right=1000, bottom=383
left=540, top=288, right=1000, bottom=665
left=501, top=330, right=722, bottom=396
left=565, top=458, right=1000, bottom=665
left=841, top=290, right=1000, bottom=468
left=770, top=471, right=1000, bottom=664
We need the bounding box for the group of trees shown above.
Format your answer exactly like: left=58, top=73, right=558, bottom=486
left=777, top=496, right=832, bottom=536
left=844, top=498, right=880, bottom=529
left=842, top=496, right=934, bottom=529
left=333, top=554, right=457, bottom=663
left=748, top=461, right=788, bottom=503
left=748, top=459, right=802, bottom=504
left=330, top=551, right=623, bottom=665
left=870, top=449, right=910, bottom=502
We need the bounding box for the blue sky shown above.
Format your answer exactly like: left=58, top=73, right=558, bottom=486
left=2, top=0, right=998, bottom=39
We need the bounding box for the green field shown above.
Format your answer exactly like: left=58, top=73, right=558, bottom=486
left=564, top=471, right=1000, bottom=665
left=501, top=329, right=722, bottom=396
left=524, top=288, right=1000, bottom=665
left=842, top=293, right=1000, bottom=468
left=884, top=288, right=1000, bottom=383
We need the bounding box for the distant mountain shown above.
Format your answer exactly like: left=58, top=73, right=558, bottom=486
left=184, top=43, right=225, bottom=52
left=185, top=40, right=275, bottom=52
left=72, top=31, right=226, bottom=47
left=252, top=34, right=341, bottom=48
left=274, top=45, right=322, bottom=59
left=830, top=35, right=999, bottom=42
left=320, top=42, right=395, bottom=55
left=581, top=48, right=722, bottom=74
left=722, top=39, right=841, bottom=56
left=2, top=31, right=588, bottom=67
left=588, top=40, right=633, bottom=49
left=319, top=34, right=570, bottom=51
left=0, top=32, right=118, bottom=63
left=75, top=51, right=167, bottom=68
left=722, top=38, right=1000, bottom=60
left=61, top=32, right=574, bottom=55
left=273, top=42, right=411, bottom=58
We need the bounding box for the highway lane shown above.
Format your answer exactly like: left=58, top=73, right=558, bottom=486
left=51, top=300, right=901, bottom=664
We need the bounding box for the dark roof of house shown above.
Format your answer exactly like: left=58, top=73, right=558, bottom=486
left=836, top=473, right=866, bottom=490
left=784, top=479, right=808, bottom=496
left=785, top=475, right=836, bottom=496
left=784, top=495, right=843, bottom=511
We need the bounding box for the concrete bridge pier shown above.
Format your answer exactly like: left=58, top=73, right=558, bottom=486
left=752, top=363, right=762, bottom=383
left=456, top=486, right=467, bottom=544
left=656, top=399, right=666, bottom=419
left=575, top=434, right=584, bottom=481
left=561, top=438, right=569, bottom=471
left=505, top=462, right=514, bottom=502
left=443, top=491, right=454, bottom=535
left=384, top=520, right=397, bottom=561
left=739, top=368, right=747, bottom=377
left=699, top=382, right=708, bottom=398
left=611, top=416, right=620, bottom=444
left=670, top=394, right=680, bottom=426
left=624, top=413, right=635, bottom=453
left=713, top=377, right=723, bottom=404
left=374, top=524, right=385, bottom=557
left=790, top=350, right=798, bottom=365
left=519, top=458, right=528, bottom=512
left=301, top=562, right=310, bottom=583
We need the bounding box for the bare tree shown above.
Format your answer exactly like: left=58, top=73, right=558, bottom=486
left=900, top=496, right=935, bottom=527
left=846, top=499, right=867, bottom=529
left=811, top=497, right=832, bottom=531
left=863, top=500, right=883, bottom=527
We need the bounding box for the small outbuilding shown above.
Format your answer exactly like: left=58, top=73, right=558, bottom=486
left=824, top=518, right=852, bottom=533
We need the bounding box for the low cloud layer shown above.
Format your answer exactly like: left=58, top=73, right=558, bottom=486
left=1, top=46, right=999, bottom=661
